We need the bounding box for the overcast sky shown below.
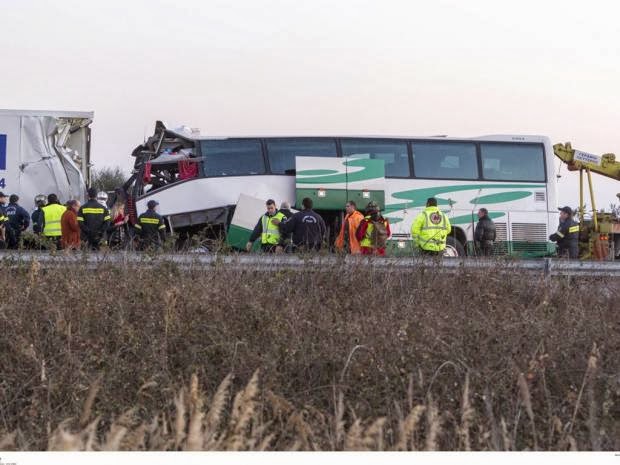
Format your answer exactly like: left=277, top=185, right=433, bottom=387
left=1, top=0, right=619, bottom=209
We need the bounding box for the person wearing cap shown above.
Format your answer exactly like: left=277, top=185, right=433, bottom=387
left=410, top=197, right=451, bottom=256
left=0, top=192, right=8, bottom=248
left=41, top=193, right=66, bottom=249
left=5, top=194, right=30, bottom=249
left=246, top=199, right=287, bottom=253
left=31, top=194, right=47, bottom=235
left=78, top=187, right=111, bottom=250
left=355, top=201, right=391, bottom=256
left=135, top=199, right=166, bottom=250
left=549, top=206, right=579, bottom=259
left=474, top=207, right=496, bottom=257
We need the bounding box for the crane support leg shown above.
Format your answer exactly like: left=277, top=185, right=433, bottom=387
left=587, top=168, right=598, bottom=232
left=579, top=169, right=584, bottom=222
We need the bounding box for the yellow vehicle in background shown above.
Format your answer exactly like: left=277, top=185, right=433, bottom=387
left=553, top=142, right=620, bottom=260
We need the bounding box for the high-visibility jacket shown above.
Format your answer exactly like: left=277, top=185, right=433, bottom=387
left=335, top=210, right=364, bottom=254
left=357, top=215, right=390, bottom=249
left=260, top=212, right=286, bottom=245
left=411, top=206, right=451, bottom=252
left=0, top=205, right=7, bottom=226
left=42, top=203, right=67, bottom=237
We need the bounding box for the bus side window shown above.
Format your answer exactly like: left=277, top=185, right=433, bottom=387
left=266, top=138, right=337, bottom=175
left=201, top=139, right=265, bottom=177
left=412, top=142, right=478, bottom=179
left=480, top=143, right=545, bottom=182
left=341, top=139, right=410, bottom=178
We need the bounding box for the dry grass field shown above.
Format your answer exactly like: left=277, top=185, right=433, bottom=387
left=0, top=259, right=618, bottom=451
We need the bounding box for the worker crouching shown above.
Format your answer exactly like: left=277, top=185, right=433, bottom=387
left=549, top=206, right=579, bottom=259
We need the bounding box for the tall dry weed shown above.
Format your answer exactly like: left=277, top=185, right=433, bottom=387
left=0, top=261, right=617, bottom=450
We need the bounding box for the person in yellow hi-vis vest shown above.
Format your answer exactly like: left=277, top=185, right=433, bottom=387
left=246, top=199, right=287, bottom=253
left=42, top=193, right=66, bottom=249
left=411, top=197, right=451, bottom=256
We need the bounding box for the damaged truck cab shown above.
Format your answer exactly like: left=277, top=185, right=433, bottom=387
left=0, top=109, right=92, bottom=212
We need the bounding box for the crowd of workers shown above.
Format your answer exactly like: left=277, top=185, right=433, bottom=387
left=245, top=196, right=579, bottom=258
left=0, top=188, right=579, bottom=257
left=246, top=196, right=499, bottom=256
left=0, top=188, right=166, bottom=251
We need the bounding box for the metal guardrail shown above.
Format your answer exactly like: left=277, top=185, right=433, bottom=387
left=2, top=251, right=620, bottom=277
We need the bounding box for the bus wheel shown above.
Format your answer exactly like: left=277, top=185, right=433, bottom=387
left=444, top=237, right=465, bottom=257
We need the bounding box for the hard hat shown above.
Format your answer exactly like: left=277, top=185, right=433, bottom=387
left=366, top=200, right=379, bottom=211
left=34, top=194, right=47, bottom=206
left=97, top=191, right=108, bottom=203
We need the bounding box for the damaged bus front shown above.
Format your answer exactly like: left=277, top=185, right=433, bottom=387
left=126, top=122, right=295, bottom=244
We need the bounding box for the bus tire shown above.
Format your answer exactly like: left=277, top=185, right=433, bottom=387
left=444, top=236, right=465, bottom=257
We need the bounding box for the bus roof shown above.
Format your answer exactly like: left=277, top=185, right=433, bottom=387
left=176, top=131, right=550, bottom=144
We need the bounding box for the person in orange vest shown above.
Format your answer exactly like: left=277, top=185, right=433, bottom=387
left=355, top=201, right=391, bottom=256
left=335, top=200, right=364, bottom=254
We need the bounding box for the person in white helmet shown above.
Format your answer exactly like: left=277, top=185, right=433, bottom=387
left=96, top=191, right=109, bottom=207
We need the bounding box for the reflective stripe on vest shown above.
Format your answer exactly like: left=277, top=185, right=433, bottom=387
left=42, top=204, right=66, bottom=236
left=568, top=225, right=579, bottom=234
left=82, top=207, right=105, bottom=214
left=261, top=212, right=285, bottom=245
left=140, top=217, right=161, bottom=225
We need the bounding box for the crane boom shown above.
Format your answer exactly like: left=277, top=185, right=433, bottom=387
left=553, top=142, right=620, bottom=181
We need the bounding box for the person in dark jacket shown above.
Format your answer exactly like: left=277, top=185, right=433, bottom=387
left=78, top=187, right=111, bottom=250
left=135, top=199, right=166, bottom=250
left=279, top=197, right=326, bottom=251
left=278, top=201, right=295, bottom=252
left=5, top=194, right=30, bottom=249
left=0, top=192, right=7, bottom=249
left=549, top=206, right=579, bottom=259
left=474, top=208, right=496, bottom=256
left=31, top=195, right=47, bottom=236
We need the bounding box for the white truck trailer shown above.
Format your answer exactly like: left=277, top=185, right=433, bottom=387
left=0, top=109, right=93, bottom=211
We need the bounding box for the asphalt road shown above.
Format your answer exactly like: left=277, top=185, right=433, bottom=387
left=2, top=251, right=620, bottom=277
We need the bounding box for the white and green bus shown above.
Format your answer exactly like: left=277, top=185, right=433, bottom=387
left=128, top=123, right=558, bottom=256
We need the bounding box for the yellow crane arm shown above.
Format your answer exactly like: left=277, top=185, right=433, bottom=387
left=553, top=142, right=620, bottom=181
